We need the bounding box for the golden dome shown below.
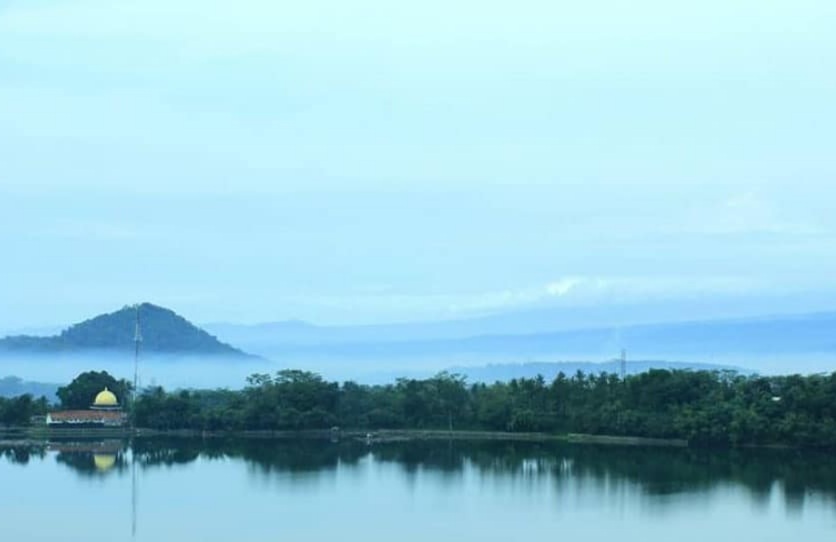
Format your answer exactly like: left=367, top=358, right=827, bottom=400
left=93, top=453, right=116, bottom=471
left=93, top=387, right=119, bottom=407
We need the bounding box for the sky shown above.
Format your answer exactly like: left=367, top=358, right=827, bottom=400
left=1, top=0, right=835, bottom=331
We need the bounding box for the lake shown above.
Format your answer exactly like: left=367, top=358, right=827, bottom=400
left=1, top=438, right=835, bottom=541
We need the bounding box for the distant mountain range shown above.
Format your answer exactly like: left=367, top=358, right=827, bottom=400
left=0, top=303, right=251, bottom=358
left=203, top=300, right=836, bottom=347
left=205, top=311, right=836, bottom=362
left=2, top=304, right=834, bottom=375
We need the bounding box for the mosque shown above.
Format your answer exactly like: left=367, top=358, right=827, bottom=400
left=46, top=387, right=128, bottom=428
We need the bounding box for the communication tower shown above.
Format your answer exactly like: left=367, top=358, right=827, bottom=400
left=620, top=349, right=627, bottom=379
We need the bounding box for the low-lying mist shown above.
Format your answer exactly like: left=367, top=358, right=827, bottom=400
left=2, top=350, right=833, bottom=393
left=0, top=353, right=277, bottom=391
left=0, top=352, right=488, bottom=389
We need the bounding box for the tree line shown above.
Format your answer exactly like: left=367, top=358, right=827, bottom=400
left=5, top=368, right=836, bottom=448
left=0, top=395, right=48, bottom=427
left=129, top=368, right=836, bottom=448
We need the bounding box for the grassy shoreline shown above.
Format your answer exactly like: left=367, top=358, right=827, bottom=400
left=0, top=427, right=697, bottom=448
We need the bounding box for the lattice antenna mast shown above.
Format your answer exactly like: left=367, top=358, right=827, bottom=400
left=620, top=349, right=627, bottom=380
left=133, top=304, right=142, bottom=414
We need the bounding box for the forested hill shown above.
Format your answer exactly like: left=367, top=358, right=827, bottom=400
left=0, top=303, right=251, bottom=358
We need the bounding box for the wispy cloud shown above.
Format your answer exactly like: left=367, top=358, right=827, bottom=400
left=684, top=191, right=823, bottom=237
left=274, top=275, right=774, bottom=322
left=546, top=278, right=583, bottom=297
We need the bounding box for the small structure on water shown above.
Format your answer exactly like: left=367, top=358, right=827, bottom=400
left=46, top=388, right=128, bottom=428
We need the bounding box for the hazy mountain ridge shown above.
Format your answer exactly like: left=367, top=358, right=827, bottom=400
left=0, top=303, right=252, bottom=358
left=207, top=311, right=836, bottom=362
left=0, top=376, right=60, bottom=400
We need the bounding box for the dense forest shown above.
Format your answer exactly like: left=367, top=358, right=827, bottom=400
left=130, top=369, right=836, bottom=449
left=5, top=368, right=836, bottom=449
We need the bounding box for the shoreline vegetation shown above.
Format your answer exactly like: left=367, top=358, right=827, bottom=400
left=0, top=427, right=687, bottom=448
left=3, top=368, right=836, bottom=449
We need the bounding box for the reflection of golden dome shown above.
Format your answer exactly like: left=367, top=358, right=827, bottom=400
left=93, top=454, right=116, bottom=471
left=94, top=387, right=118, bottom=407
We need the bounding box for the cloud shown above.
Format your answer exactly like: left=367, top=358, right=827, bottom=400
left=546, top=278, right=583, bottom=297
left=696, top=192, right=822, bottom=236
left=543, top=275, right=766, bottom=304
left=271, top=275, right=773, bottom=323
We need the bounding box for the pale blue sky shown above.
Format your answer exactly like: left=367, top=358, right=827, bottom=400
left=1, top=0, right=835, bottom=329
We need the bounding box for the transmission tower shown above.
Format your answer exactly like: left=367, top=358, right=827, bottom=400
left=620, top=349, right=627, bottom=380
left=132, top=304, right=142, bottom=424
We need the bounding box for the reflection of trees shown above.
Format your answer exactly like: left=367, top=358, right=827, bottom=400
left=143, top=437, right=368, bottom=473
left=125, top=438, right=836, bottom=503
left=0, top=445, right=46, bottom=465
left=371, top=440, right=465, bottom=473
left=211, top=439, right=365, bottom=473
left=368, top=440, right=836, bottom=506
left=5, top=437, right=836, bottom=507
left=131, top=437, right=367, bottom=472
left=133, top=438, right=201, bottom=468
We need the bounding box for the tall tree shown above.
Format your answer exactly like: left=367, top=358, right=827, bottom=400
left=57, top=371, right=131, bottom=410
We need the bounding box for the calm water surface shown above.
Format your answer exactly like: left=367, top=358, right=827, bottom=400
left=1, top=438, right=835, bottom=541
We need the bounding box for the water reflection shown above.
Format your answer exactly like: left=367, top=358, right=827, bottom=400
left=2, top=437, right=836, bottom=510
left=52, top=440, right=128, bottom=476
left=0, top=445, right=46, bottom=465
